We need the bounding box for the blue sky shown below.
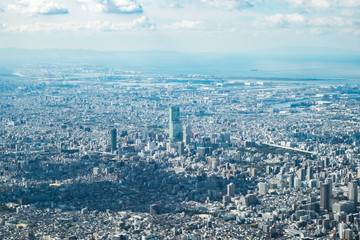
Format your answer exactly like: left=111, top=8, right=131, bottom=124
left=0, top=0, right=359, bottom=52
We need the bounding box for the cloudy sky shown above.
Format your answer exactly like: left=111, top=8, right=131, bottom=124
left=0, top=0, right=359, bottom=52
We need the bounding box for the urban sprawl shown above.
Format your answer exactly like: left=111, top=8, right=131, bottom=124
left=1, top=66, right=360, bottom=239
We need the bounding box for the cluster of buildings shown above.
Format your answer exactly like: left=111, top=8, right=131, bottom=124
left=0, top=66, right=360, bottom=239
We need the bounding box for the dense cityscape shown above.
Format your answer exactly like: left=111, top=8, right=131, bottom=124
left=0, top=65, right=359, bottom=239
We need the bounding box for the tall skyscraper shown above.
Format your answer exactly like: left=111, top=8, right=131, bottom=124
left=323, top=157, right=330, bottom=168
left=169, top=106, right=182, bottom=142
left=325, top=177, right=333, bottom=197
left=289, top=174, right=294, bottom=188
left=227, top=183, right=235, bottom=197
left=298, top=168, right=306, bottom=181
left=349, top=180, right=358, bottom=204
left=178, top=142, right=184, bottom=155
left=110, top=128, right=117, bottom=151
left=183, top=125, right=191, bottom=145
left=320, top=183, right=330, bottom=211
left=307, top=166, right=314, bottom=181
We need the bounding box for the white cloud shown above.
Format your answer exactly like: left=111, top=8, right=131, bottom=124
left=7, top=0, right=69, bottom=16
left=284, top=0, right=360, bottom=10
left=255, top=13, right=359, bottom=36
left=283, top=0, right=330, bottom=10
left=262, top=13, right=306, bottom=26
left=78, top=0, right=107, bottom=12
left=168, top=2, right=185, bottom=8
left=1, top=16, right=155, bottom=32
left=341, top=9, right=355, bottom=16
left=310, top=28, right=323, bottom=35
left=172, top=20, right=202, bottom=29
left=334, top=0, right=360, bottom=8
left=257, top=14, right=357, bottom=28
left=110, top=0, right=142, bottom=13
left=337, top=27, right=360, bottom=36
left=78, top=0, right=143, bottom=14
left=309, top=17, right=349, bottom=27
left=200, top=0, right=260, bottom=10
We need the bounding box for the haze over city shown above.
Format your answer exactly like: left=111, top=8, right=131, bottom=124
left=1, top=0, right=360, bottom=240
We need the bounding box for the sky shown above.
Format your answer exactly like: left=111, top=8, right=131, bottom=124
left=0, top=0, right=359, bottom=52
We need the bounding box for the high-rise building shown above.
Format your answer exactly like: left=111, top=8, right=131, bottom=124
left=307, top=166, right=314, bottom=181
left=338, top=223, right=346, bottom=239
left=251, top=168, right=257, bottom=177
left=320, top=183, right=330, bottom=211
left=323, top=157, right=330, bottom=168
left=169, top=106, right=182, bottom=142
left=258, top=182, right=268, bottom=195
left=348, top=180, right=358, bottom=204
left=289, top=174, right=294, bottom=188
left=227, top=183, right=235, bottom=197
left=110, top=128, right=117, bottom=151
left=150, top=204, right=160, bottom=215
left=178, top=142, right=184, bottom=155
left=294, top=178, right=302, bottom=188
left=325, top=177, right=333, bottom=197
left=183, top=125, right=191, bottom=145
left=142, top=128, right=148, bottom=142
left=298, top=168, right=306, bottom=181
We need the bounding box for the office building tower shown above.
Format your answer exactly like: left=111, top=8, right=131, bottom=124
left=227, top=183, right=235, bottom=197
left=349, top=180, right=358, bottom=204
left=309, top=179, right=318, bottom=188
left=258, top=182, right=268, bottom=195
left=212, top=160, right=219, bottom=170
left=320, top=183, right=331, bottom=211
left=178, top=142, right=184, bottom=155
left=169, top=106, right=182, bottom=142
left=142, top=128, right=149, bottom=142
left=307, top=166, right=314, bottom=181
left=251, top=168, right=257, bottom=177
left=294, top=178, right=302, bottom=188
left=298, top=168, right=306, bottom=181
left=150, top=204, right=160, bottom=215
left=289, top=174, right=294, bottom=188
left=111, top=128, right=117, bottom=151
left=266, top=166, right=272, bottom=174
left=293, top=159, right=300, bottom=167
left=325, top=178, right=333, bottom=197
left=323, top=157, right=330, bottom=168
left=223, top=195, right=231, bottom=205
left=183, top=125, right=191, bottom=145
left=331, top=174, right=337, bottom=184
left=344, top=229, right=353, bottom=240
